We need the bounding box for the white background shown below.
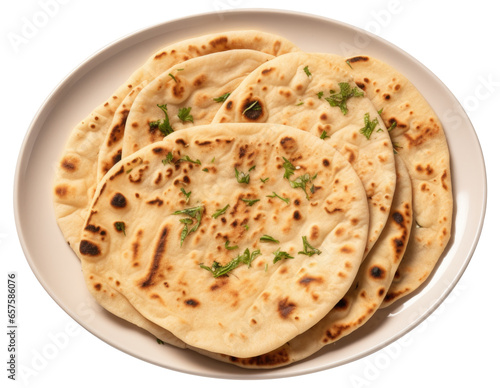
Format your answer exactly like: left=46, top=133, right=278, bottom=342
left=1, top=1, right=498, bottom=387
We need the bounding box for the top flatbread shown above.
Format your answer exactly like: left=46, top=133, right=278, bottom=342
left=53, top=30, right=299, bottom=254
left=212, top=52, right=397, bottom=255
left=78, top=123, right=369, bottom=358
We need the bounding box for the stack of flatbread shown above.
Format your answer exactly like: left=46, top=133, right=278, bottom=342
left=52, top=30, right=453, bottom=368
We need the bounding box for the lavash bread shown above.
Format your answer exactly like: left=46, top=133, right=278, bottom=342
left=334, top=55, right=453, bottom=306
left=201, top=154, right=412, bottom=367
left=53, top=31, right=299, bottom=254
left=212, top=52, right=397, bottom=255
left=119, top=50, right=274, bottom=159
left=78, top=123, right=370, bottom=358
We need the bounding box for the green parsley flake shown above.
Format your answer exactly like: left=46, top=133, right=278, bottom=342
left=324, top=82, right=364, bottom=115
left=242, top=100, right=262, bottom=115
left=178, top=107, right=193, bottom=123
left=260, top=235, right=279, bottom=243
left=359, top=112, right=380, bottom=140
left=224, top=240, right=238, bottom=250
left=213, top=92, right=231, bottom=103
left=272, top=248, right=294, bottom=264
left=149, top=104, right=174, bottom=136
left=173, top=205, right=204, bottom=246
left=320, top=130, right=330, bottom=140
left=200, top=248, right=261, bottom=277
left=161, top=152, right=174, bottom=165
left=266, top=192, right=290, bottom=204
left=168, top=73, right=177, bottom=83
left=260, top=177, right=270, bottom=183
left=212, top=204, right=229, bottom=219
left=177, top=155, right=201, bottom=165
left=303, top=66, right=312, bottom=77
left=180, top=187, right=191, bottom=203
left=298, top=236, right=322, bottom=257
left=235, top=167, right=253, bottom=184
left=114, top=221, right=126, bottom=235
left=282, top=157, right=297, bottom=180
left=241, top=198, right=260, bottom=206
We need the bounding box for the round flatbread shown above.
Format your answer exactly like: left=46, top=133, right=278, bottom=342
left=212, top=52, right=397, bottom=256
left=335, top=54, right=453, bottom=306
left=202, top=154, right=412, bottom=367
left=78, top=123, right=370, bottom=358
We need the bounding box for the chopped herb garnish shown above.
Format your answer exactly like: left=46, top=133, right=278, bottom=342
left=303, top=66, right=312, bottom=77
left=243, top=224, right=249, bottom=231
left=213, top=92, right=231, bottom=103
left=320, top=130, right=330, bottom=140
left=161, top=152, right=174, bottom=165
left=317, top=91, right=324, bottom=99
left=212, top=204, right=229, bottom=219
left=180, top=187, right=191, bottom=203
left=359, top=112, right=380, bottom=140
left=282, top=157, right=297, bottom=180
left=177, top=155, right=201, bottom=165
left=202, top=168, right=209, bottom=172
left=157, top=338, right=165, bottom=345
left=241, top=198, right=260, bottom=206
left=242, top=100, right=262, bottom=115
left=298, top=236, right=322, bottom=257
left=114, top=221, right=126, bottom=235
left=224, top=240, right=239, bottom=250
left=289, top=173, right=315, bottom=200
left=272, top=248, right=294, bottom=263
left=393, top=142, right=402, bottom=154
left=345, top=59, right=353, bottom=69
left=388, top=121, right=397, bottom=131
left=149, top=104, right=174, bottom=136
left=211, top=157, right=215, bottom=163
left=235, top=167, right=253, bottom=184
left=200, top=248, right=262, bottom=277
left=296, top=101, right=304, bottom=106
left=178, top=107, right=193, bottom=123
left=266, top=191, right=290, bottom=204
left=260, top=177, right=270, bottom=183
left=324, top=82, right=364, bottom=115
left=260, top=235, right=279, bottom=243
left=168, top=73, right=177, bottom=83
left=173, top=205, right=204, bottom=246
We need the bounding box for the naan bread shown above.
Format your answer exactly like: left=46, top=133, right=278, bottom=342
left=334, top=55, right=453, bottom=306
left=53, top=30, right=299, bottom=254
left=212, top=52, right=397, bottom=255
left=78, top=123, right=370, bottom=358
left=120, top=49, right=274, bottom=158
left=200, top=155, right=412, bottom=367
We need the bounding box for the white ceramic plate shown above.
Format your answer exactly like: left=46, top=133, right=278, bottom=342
left=14, top=9, right=486, bottom=379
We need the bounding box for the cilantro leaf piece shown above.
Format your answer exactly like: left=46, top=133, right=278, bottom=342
left=200, top=248, right=261, bottom=277
left=320, top=130, right=330, bottom=140
left=303, top=66, right=312, bottom=77
left=241, top=198, right=260, bottom=206
left=213, top=92, right=231, bottom=103
left=272, top=248, right=294, bottom=263
left=266, top=192, right=290, bottom=204
left=177, top=155, right=201, bottom=165
left=324, top=82, right=364, bottom=115
left=260, top=235, right=279, bottom=243
left=149, top=104, right=174, bottom=136
left=359, top=112, right=380, bottom=140
left=289, top=173, right=313, bottom=200
left=224, top=240, right=239, bottom=250
left=212, top=204, right=229, bottom=219
left=173, top=205, right=204, bottom=246
left=298, top=236, right=322, bottom=257
left=180, top=187, right=191, bottom=203
left=235, top=167, right=253, bottom=184
left=178, top=107, right=193, bottom=123
left=114, top=221, right=126, bottom=235
left=161, top=152, right=174, bottom=165
left=282, top=157, right=297, bottom=180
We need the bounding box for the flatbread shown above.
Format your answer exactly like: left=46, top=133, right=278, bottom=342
left=120, top=49, right=274, bottom=158
left=335, top=55, right=453, bottom=306
left=78, top=123, right=370, bottom=358
left=200, top=154, right=412, bottom=367
left=53, top=30, right=299, bottom=254
left=212, top=52, right=397, bottom=255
